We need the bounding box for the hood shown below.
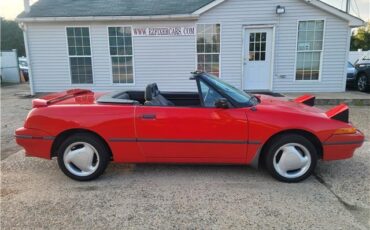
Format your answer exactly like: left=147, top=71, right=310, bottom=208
left=256, top=94, right=325, bottom=115
left=256, top=94, right=350, bottom=123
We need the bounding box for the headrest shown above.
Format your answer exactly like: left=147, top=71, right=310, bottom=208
left=145, top=83, right=159, bottom=101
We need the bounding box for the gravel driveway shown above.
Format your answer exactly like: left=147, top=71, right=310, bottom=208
left=1, top=83, right=34, bottom=160
left=1, top=84, right=369, bottom=229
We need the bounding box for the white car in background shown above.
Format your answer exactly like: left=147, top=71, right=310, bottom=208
left=354, top=52, right=370, bottom=66
left=18, top=57, right=29, bottom=81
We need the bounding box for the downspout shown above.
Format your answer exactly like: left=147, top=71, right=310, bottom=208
left=274, top=12, right=282, bottom=92
left=342, top=26, right=352, bottom=92
left=20, top=23, right=35, bottom=95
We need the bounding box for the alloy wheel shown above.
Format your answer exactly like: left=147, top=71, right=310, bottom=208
left=272, top=143, right=312, bottom=179
left=63, top=142, right=100, bottom=177
left=357, top=75, right=367, bottom=91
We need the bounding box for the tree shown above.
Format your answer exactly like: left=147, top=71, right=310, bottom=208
left=350, top=21, right=370, bottom=51
left=0, top=18, right=26, bottom=56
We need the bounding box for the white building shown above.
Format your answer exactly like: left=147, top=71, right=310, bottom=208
left=17, top=0, right=363, bottom=94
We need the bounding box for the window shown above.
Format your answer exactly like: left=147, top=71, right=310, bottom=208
left=249, top=32, right=266, bottom=61
left=108, top=27, right=134, bottom=84
left=199, top=80, right=223, bottom=107
left=296, top=20, right=324, bottom=80
left=197, top=24, right=220, bottom=77
left=67, top=27, right=93, bottom=84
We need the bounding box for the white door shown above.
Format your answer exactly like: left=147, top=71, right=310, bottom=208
left=243, top=28, right=273, bottom=90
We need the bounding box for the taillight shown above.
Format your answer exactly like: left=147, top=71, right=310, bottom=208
left=32, top=99, right=48, bottom=108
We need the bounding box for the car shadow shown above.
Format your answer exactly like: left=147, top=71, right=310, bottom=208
left=103, top=163, right=267, bottom=180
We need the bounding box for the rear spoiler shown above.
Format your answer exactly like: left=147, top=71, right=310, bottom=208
left=325, top=104, right=349, bottom=123
left=294, top=94, right=316, bottom=106
left=32, top=89, right=92, bottom=108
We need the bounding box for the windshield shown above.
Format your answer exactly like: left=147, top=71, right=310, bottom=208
left=203, top=74, right=256, bottom=106
left=347, top=62, right=354, bottom=68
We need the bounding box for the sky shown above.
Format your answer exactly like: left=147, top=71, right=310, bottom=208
left=0, top=0, right=369, bottom=21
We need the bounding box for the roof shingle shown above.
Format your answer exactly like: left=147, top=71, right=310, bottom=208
left=18, top=0, right=216, bottom=18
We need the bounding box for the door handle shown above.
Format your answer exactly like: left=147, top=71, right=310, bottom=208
left=141, top=114, right=156, bottom=120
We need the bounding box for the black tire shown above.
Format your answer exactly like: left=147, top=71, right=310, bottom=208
left=57, top=133, right=110, bottom=181
left=357, top=74, right=370, bottom=92
left=264, top=134, right=318, bottom=183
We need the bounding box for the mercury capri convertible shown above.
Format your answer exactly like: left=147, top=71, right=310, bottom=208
left=15, top=72, right=364, bottom=182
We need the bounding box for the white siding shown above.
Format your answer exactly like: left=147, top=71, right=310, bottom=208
left=26, top=0, right=351, bottom=93
left=198, top=0, right=350, bottom=92
left=26, top=21, right=198, bottom=92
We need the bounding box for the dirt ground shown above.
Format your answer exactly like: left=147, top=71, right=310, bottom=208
left=1, top=83, right=369, bottom=229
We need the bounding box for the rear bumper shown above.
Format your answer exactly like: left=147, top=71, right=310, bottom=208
left=15, top=127, right=55, bottom=159
left=322, top=130, right=365, bottom=160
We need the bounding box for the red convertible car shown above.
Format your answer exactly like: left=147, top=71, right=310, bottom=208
left=16, top=72, right=364, bottom=182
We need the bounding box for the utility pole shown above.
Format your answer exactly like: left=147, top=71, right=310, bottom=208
left=346, top=0, right=350, bottom=13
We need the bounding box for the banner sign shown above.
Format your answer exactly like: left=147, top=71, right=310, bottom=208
left=133, top=26, right=195, bottom=37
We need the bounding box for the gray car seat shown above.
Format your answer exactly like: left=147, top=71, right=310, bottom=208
left=144, top=83, right=174, bottom=106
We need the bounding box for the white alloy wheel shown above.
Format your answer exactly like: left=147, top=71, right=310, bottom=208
left=63, top=142, right=100, bottom=177
left=272, top=143, right=312, bottom=179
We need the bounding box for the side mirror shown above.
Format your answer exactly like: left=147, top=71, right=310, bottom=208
left=215, top=98, right=229, bottom=109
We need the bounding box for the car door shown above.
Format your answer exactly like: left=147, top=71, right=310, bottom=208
left=135, top=80, right=248, bottom=163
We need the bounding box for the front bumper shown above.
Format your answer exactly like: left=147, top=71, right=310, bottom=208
left=15, top=127, right=55, bottom=159
left=322, top=130, right=365, bottom=160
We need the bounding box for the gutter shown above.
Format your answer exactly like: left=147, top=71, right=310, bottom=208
left=15, top=14, right=199, bottom=22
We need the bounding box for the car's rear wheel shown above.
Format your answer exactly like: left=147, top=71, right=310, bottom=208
left=57, top=133, right=110, bottom=181
left=265, top=134, right=317, bottom=183
left=357, top=74, right=369, bottom=92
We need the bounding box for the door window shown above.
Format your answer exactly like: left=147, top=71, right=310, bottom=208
left=199, top=80, right=223, bottom=107
left=249, top=32, right=266, bottom=61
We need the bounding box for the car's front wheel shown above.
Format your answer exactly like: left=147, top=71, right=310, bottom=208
left=57, top=133, right=110, bottom=181
left=357, top=74, right=369, bottom=92
left=265, top=134, right=318, bottom=183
